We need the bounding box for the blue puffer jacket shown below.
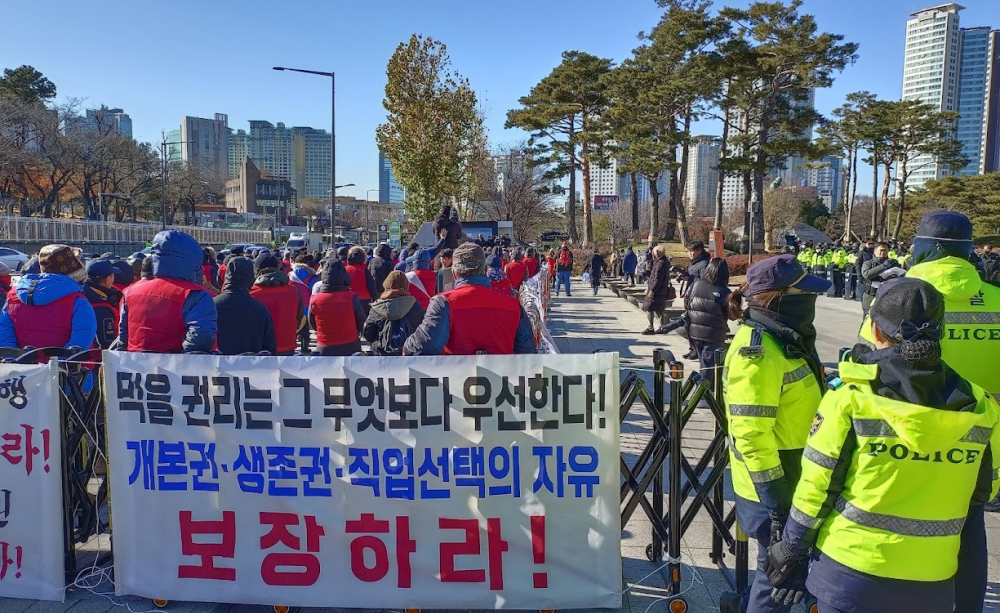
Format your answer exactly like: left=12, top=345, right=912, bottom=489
left=0, top=273, right=97, bottom=349
left=119, top=230, right=218, bottom=352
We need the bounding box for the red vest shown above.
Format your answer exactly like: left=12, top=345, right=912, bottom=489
left=345, top=264, right=371, bottom=300
left=491, top=278, right=514, bottom=297
left=124, top=277, right=204, bottom=353
left=250, top=284, right=300, bottom=353
left=218, top=263, right=227, bottom=288
left=504, top=261, right=528, bottom=289
left=524, top=257, right=540, bottom=278
left=310, top=292, right=358, bottom=346
left=444, top=284, right=520, bottom=355
left=407, top=270, right=437, bottom=311
left=6, top=289, right=82, bottom=349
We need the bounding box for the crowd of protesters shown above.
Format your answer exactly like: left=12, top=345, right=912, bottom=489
left=0, top=210, right=548, bottom=358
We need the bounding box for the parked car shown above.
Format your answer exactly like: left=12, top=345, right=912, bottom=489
left=0, top=247, right=29, bottom=271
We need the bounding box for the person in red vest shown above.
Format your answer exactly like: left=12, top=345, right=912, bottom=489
left=403, top=243, right=536, bottom=356
left=0, top=262, right=11, bottom=310
left=310, top=258, right=366, bottom=356
left=405, top=249, right=438, bottom=311
left=119, top=231, right=217, bottom=353
left=202, top=249, right=219, bottom=292
left=504, top=249, right=529, bottom=290
left=486, top=254, right=514, bottom=297
left=523, top=247, right=540, bottom=279
left=0, top=244, right=97, bottom=351
left=81, top=259, right=123, bottom=349
left=249, top=253, right=303, bottom=356
left=345, top=246, right=378, bottom=316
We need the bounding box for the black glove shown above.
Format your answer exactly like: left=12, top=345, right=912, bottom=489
left=771, top=561, right=809, bottom=606
left=764, top=539, right=808, bottom=587
left=769, top=517, right=786, bottom=545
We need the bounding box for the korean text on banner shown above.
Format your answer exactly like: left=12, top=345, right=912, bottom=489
left=0, top=362, right=65, bottom=601
left=104, top=352, right=621, bottom=609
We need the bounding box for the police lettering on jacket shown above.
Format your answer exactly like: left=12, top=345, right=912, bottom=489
left=867, top=441, right=982, bottom=464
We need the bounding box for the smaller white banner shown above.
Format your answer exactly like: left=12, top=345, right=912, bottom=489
left=0, top=362, right=65, bottom=601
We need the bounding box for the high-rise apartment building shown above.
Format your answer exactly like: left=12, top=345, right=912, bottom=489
left=684, top=136, right=721, bottom=217
left=378, top=151, right=404, bottom=204
left=807, top=156, right=846, bottom=212
left=180, top=113, right=230, bottom=172
left=903, top=4, right=966, bottom=187
left=902, top=4, right=1000, bottom=185
left=588, top=158, right=620, bottom=205
left=229, top=121, right=332, bottom=201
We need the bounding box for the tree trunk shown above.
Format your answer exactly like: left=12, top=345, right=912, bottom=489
left=630, top=172, right=639, bottom=231
left=567, top=145, right=578, bottom=243
left=676, top=108, right=692, bottom=245
left=893, top=162, right=907, bottom=239
left=880, top=162, right=893, bottom=237
left=869, top=146, right=879, bottom=238
left=581, top=140, right=593, bottom=247
left=742, top=170, right=753, bottom=255
left=714, top=102, right=730, bottom=230
left=665, top=167, right=678, bottom=241
left=647, top=172, right=660, bottom=247
left=846, top=145, right=859, bottom=241
left=841, top=147, right=853, bottom=242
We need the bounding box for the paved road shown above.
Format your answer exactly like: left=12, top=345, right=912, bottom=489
left=5, top=283, right=998, bottom=613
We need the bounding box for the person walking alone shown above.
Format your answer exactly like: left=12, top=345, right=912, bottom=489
left=641, top=245, right=673, bottom=335
left=583, top=248, right=605, bottom=296
left=555, top=244, right=573, bottom=296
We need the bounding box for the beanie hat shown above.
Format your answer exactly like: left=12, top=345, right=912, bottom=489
left=39, top=244, right=86, bottom=281
left=453, top=243, right=486, bottom=277
left=381, top=270, right=410, bottom=299
left=254, top=253, right=280, bottom=273
left=0, top=262, right=9, bottom=276
left=870, top=278, right=945, bottom=343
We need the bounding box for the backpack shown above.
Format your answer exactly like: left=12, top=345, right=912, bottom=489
left=378, top=316, right=415, bottom=356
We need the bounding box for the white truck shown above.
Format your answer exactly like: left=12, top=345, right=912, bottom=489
left=285, top=232, right=326, bottom=252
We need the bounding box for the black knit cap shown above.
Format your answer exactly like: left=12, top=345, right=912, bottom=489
left=915, top=211, right=973, bottom=242
left=254, top=253, right=280, bottom=273
left=870, top=278, right=945, bottom=342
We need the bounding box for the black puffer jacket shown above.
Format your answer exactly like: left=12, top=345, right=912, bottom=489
left=642, top=256, right=672, bottom=312
left=214, top=258, right=277, bottom=355
left=362, top=294, right=425, bottom=356
left=431, top=209, right=464, bottom=250
left=369, top=244, right=394, bottom=291
left=684, top=278, right=731, bottom=345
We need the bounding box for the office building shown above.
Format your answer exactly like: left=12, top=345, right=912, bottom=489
left=165, top=129, right=183, bottom=163
left=684, top=136, right=721, bottom=217
left=378, top=151, right=404, bottom=204
left=956, top=26, right=1000, bottom=174
left=588, top=158, right=620, bottom=207
left=66, top=107, right=133, bottom=139
left=180, top=113, right=230, bottom=173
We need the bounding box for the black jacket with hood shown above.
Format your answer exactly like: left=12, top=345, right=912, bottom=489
left=369, top=244, right=395, bottom=291
left=213, top=258, right=277, bottom=355
left=431, top=207, right=464, bottom=250
left=362, top=293, right=425, bottom=356
left=684, top=265, right=731, bottom=345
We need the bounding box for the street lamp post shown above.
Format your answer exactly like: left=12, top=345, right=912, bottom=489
left=366, top=188, right=379, bottom=242
left=273, top=65, right=338, bottom=236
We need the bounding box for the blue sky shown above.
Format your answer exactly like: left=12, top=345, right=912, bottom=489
left=1, top=0, right=995, bottom=201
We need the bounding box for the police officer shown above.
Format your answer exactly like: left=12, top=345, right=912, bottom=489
left=766, top=277, right=1000, bottom=613
left=896, top=211, right=1000, bottom=613
left=403, top=243, right=536, bottom=355
left=723, top=254, right=830, bottom=613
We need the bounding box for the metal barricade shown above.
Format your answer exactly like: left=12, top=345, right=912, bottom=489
left=619, top=348, right=749, bottom=612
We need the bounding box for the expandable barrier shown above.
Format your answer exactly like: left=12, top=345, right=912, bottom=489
left=619, top=348, right=749, bottom=612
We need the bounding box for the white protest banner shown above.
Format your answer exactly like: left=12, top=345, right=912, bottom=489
left=105, top=352, right=621, bottom=609
left=0, top=362, right=65, bottom=601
